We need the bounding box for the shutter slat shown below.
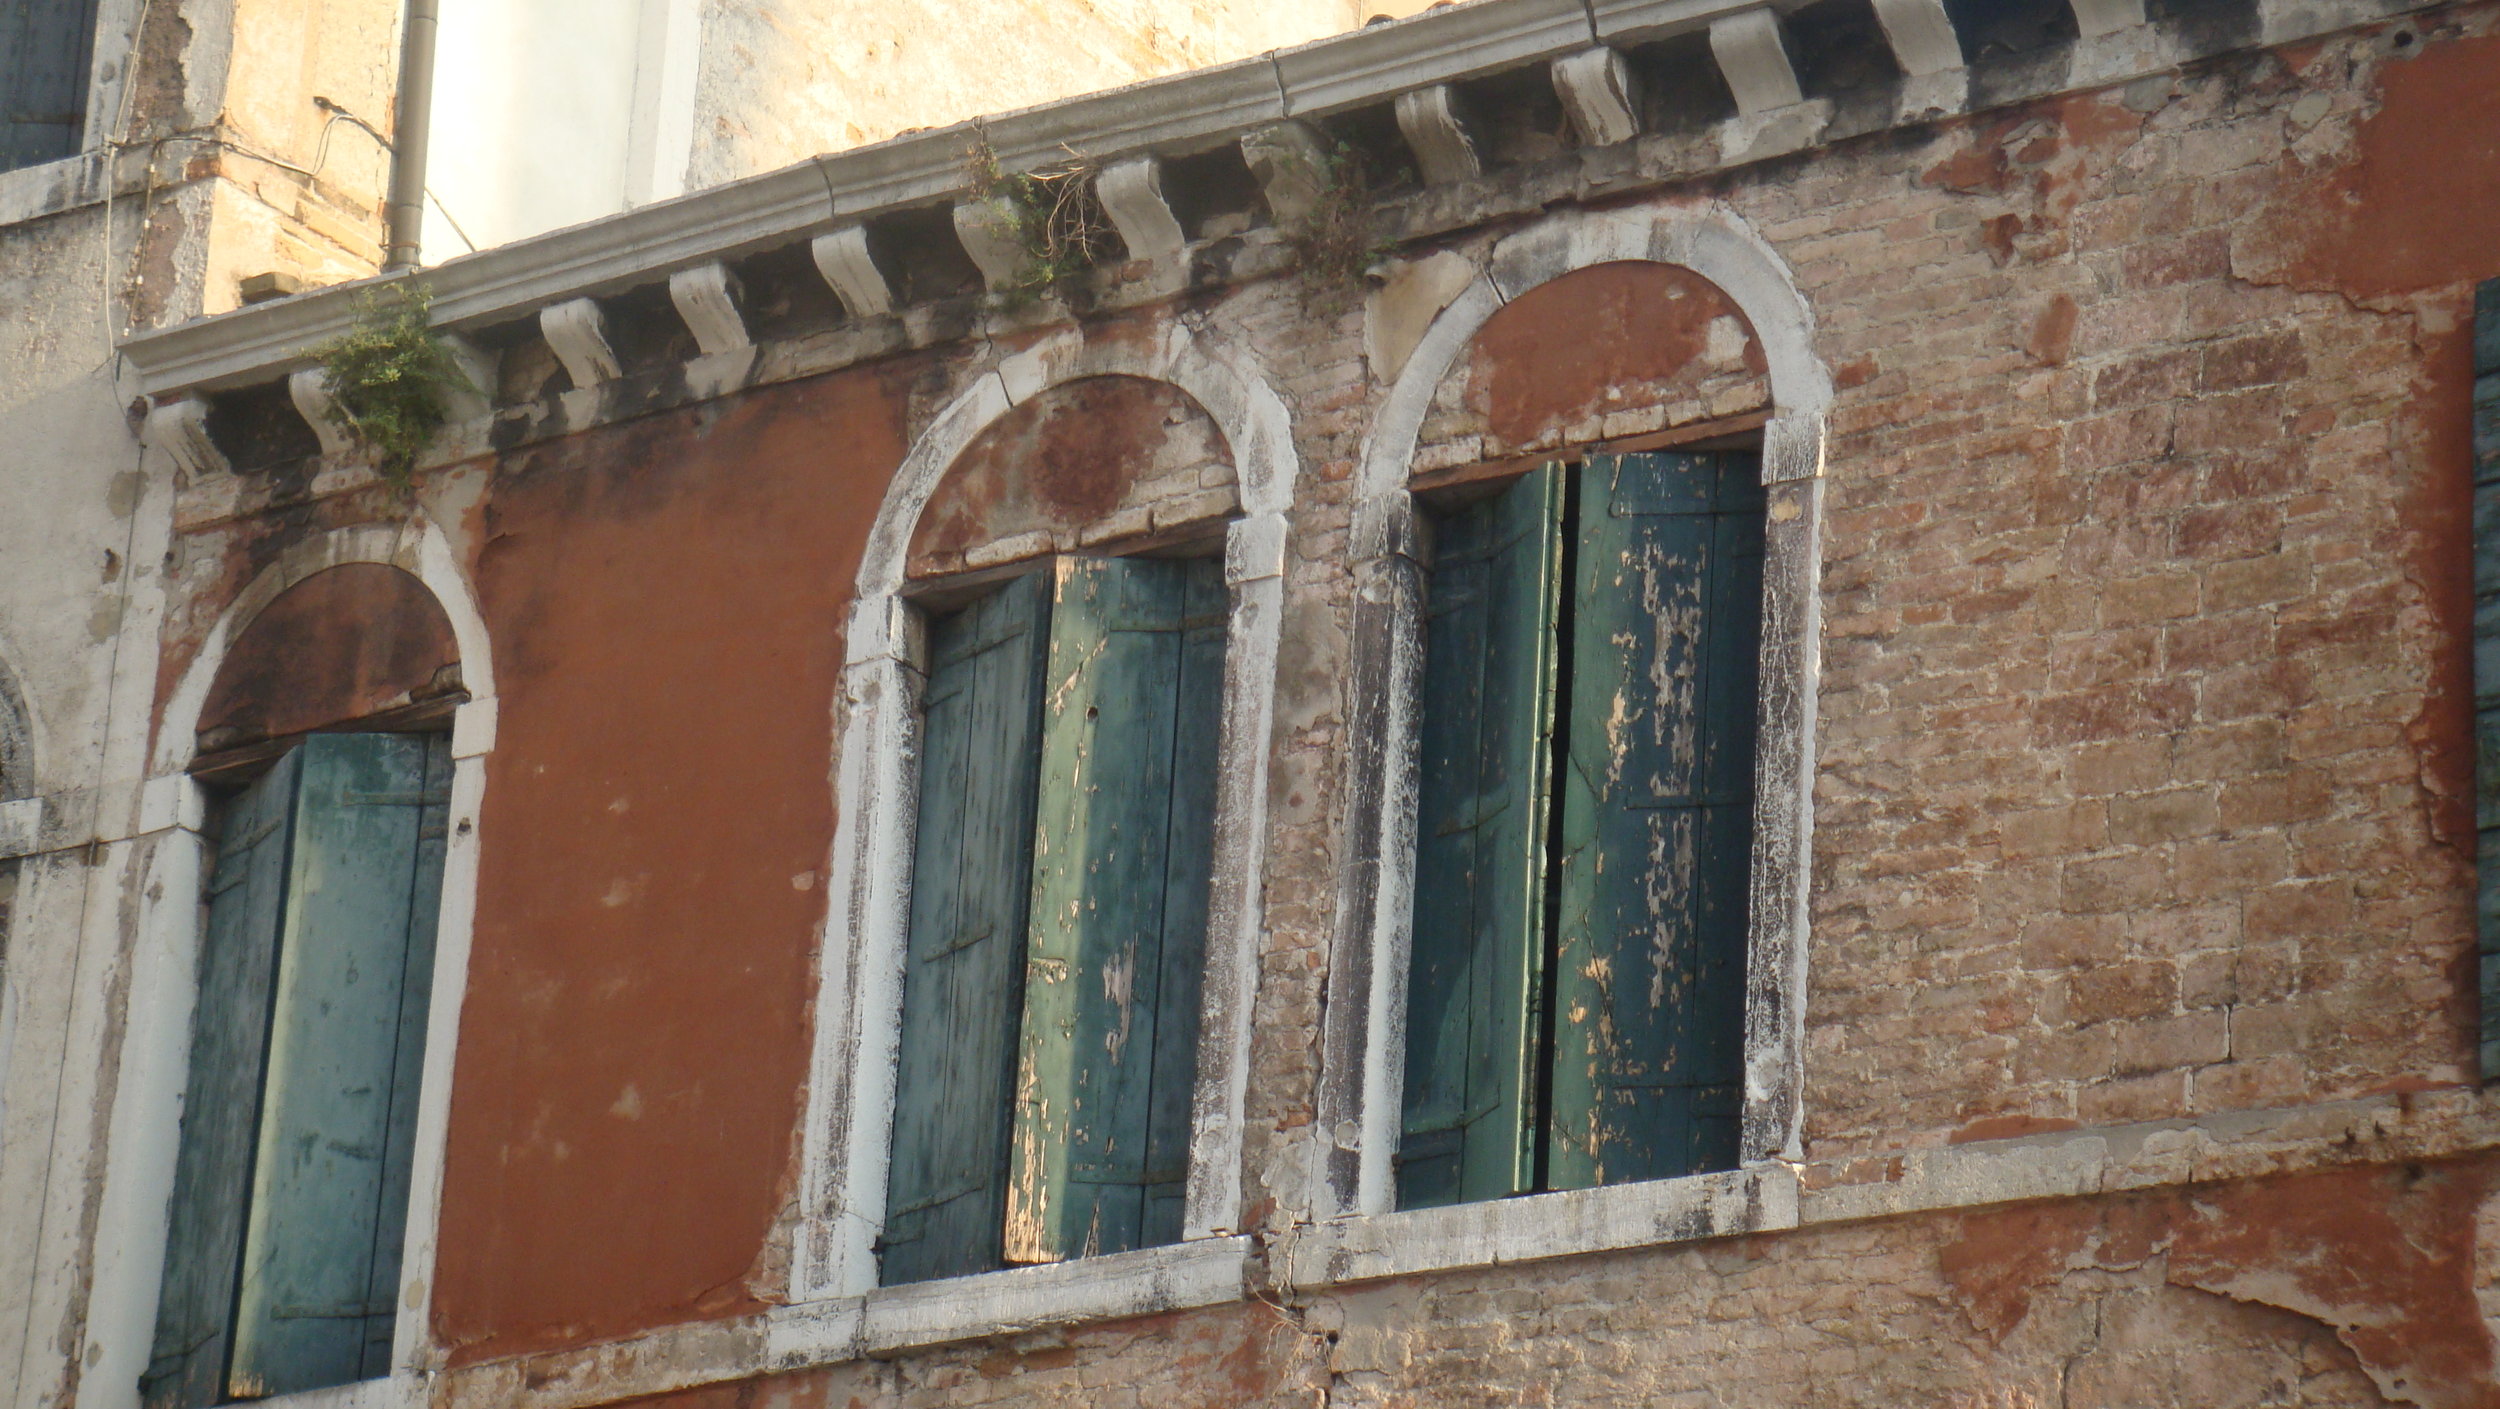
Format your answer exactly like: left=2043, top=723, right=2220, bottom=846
left=2475, top=278, right=2500, bottom=1081
left=1006, top=557, right=1223, bottom=1262
left=147, top=751, right=304, bottom=1409
left=228, top=735, right=443, bottom=1399
left=1548, top=452, right=1762, bottom=1189
left=883, top=573, right=1051, bottom=1284
left=1399, top=469, right=1563, bottom=1209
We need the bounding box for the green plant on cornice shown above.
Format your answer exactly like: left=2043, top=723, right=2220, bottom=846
left=310, top=281, right=474, bottom=489
left=1284, top=141, right=1393, bottom=303
left=965, top=136, right=1113, bottom=305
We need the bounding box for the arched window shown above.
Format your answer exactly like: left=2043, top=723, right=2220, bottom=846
left=792, top=330, right=1303, bottom=1321
left=1317, top=207, right=1833, bottom=1256
left=146, top=562, right=466, bottom=1408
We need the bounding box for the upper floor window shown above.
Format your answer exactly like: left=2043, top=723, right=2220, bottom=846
left=882, top=552, right=1227, bottom=1282
left=1399, top=449, right=1764, bottom=1208
left=1, top=0, right=101, bottom=174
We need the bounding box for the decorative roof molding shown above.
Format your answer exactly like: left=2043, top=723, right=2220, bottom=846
left=116, top=0, right=2441, bottom=408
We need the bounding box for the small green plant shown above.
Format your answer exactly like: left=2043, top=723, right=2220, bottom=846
left=310, top=281, right=474, bottom=488
left=966, top=137, right=1112, bottom=304
left=1283, top=142, right=1393, bottom=301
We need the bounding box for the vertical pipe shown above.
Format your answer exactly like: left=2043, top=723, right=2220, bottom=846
left=382, top=0, right=439, bottom=272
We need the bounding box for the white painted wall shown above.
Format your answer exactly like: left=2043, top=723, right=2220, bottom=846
left=425, top=0, right=1367, bottom=257
left=422, top=0, right=699, bottom=255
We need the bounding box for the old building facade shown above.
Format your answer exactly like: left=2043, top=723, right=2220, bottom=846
left=6, top=0, right=2500, bottom=1405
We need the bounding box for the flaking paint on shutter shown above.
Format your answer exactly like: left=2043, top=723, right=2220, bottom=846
left=228, top=735, right=449, bottom=1398
left=1, top=0, right=99, bottom=172
left=1005, top=556, right=1225, bottom=1261
left=147, top=750, right=305, bottom=1409
left=1548, top=452, right=1762, bottom=1189
left=882, top=572, right=1051, bottom=1285
left=1398, top=469, right=1564, bottom=1210
left=2474, top=278, right=2500, bottom=1080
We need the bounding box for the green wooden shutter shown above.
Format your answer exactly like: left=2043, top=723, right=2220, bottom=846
left=147, top=750, right=305, bottom=1409
left=228, top=734, right=449, bottom=1398
left=1398, top=469, right=1564, bottom=1210
left=2475, top=277, right=2500, bottom=1081
left=1, top=0, right=99, bottom=172
left=1548, top=452, right=1763, bottom=1190
left=147, top=735, right=447, bottom=1408
left=1006, top=557, right=1225, bottom=1261
left=882, top=572, right=1052, bottom=1285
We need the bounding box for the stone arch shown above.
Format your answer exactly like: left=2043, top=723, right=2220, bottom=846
left=156, top=519, right=496, bottom=776
left=794, top=322, right=1300, bottom=1300
left=1322, top=201, right=1833, bottom=1219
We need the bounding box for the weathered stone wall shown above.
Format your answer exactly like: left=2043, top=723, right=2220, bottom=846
left=686, top=0, right=1361, bottom=184
left=41, top=1, right=2500, bottom=1406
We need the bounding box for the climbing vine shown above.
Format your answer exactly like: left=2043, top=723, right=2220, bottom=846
left=309, top=281, right=474, bottom=488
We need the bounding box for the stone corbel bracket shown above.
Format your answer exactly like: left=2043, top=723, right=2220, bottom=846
left=1707, top=7, right=1829, bottom=164
left=1240, top=120, right=1332, bottom=225
left=286, top=368, right=358, bottom=460
left=1551, top=47, right=1641, bottom=149
left=1095, top=156, right=1190, bottom=280
left=811, top=226, right=895, bottom=319
left=438, top=333, right=497, bottom=422
left=668, top=262, right=752, bottom=356
left=1394, top=86, right=1481, bottom=186
left=952, top=197, right=1030, bottom=294
left=2066, top=0, right=2162, bottom=84
left=1869, top=0, right=1967, bottom=118
left=541, top=297, right=623, bottom=388
left=142, top=395, right=226, bottom=478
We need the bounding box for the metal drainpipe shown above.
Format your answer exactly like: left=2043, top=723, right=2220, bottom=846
left=381, top=0, right=439, bottom=272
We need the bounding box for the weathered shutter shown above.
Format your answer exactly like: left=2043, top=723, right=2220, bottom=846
left=227, top=734, right=449, bottom=1398
left=1548, top=452, right=1763, bottom=1189
left=1397, top=469, right=1564, bottom=1210
left=882, top=572, right=1052, bottom=1285
left=1, top=0, right=99, bottom=172
left=1005, top=556, right=1225, bottom=1261
left=146, top=750, right=305, bottom=1409
left=2475, top=278, right=2500, bottom=1081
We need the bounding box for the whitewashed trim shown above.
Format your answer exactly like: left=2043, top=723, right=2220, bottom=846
left=1280, top=1166, right=1797, bottom=1287
left=80, top=518, right=496, bottom=1408
left=1320, top=201, right=1831, bottom=1224
left=793, top=323, right=1300, bottom=1302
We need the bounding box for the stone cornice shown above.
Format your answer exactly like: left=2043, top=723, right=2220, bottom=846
left=118, top=0, right=2443, bottom=413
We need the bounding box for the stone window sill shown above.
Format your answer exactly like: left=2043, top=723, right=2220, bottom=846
left=1275, top=1164, right=1800, bottom=1289
left=0, top=150, right=116, bottom=228
left=767, top=1235, right=1252, bottom=1362
left=213, top=1374, right=421, bottom=1409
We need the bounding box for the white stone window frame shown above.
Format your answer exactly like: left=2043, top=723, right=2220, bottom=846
left=1296, top=204, right=1833, bottom=1284
left=777, top=322, right=1300, bottom=1350
left=79, top=518, right=499, bottom=1409
left=0, top=0, right=158, bottom=228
